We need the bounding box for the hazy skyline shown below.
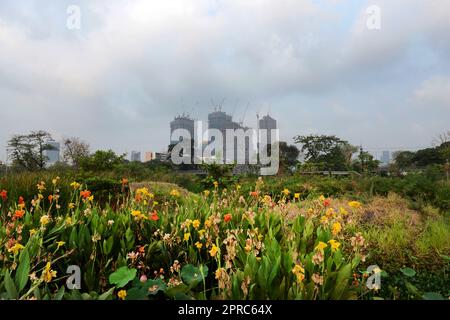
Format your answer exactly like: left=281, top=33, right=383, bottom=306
left=1, top=0, right=449, bottom=163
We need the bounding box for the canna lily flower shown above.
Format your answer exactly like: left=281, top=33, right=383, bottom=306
left=292, top=263, right=305, bottom=283
left=332, top=222, right=342, bottom=236
left=68, top=203, right=75, bottom=209
left=117, top=290, right=127, bottom=300
left=294, top=193, right=300, bottom=200
left=40, top=215, right=50, bottom=226
left=36, top=181, right=46, bottom=192
left=213, top=181, right=219, bottom=188
left=328, top=239, right=341, bottom=252
left=170, top=189, right=180, bottom=197
left=339, top=207, right=349, bottom=216
left=14, top=210, right=25, bottom=219
left=121, top=178, right=129, bottom=186
left=203, top=190, right=210, bottom=197
left=29, top=229, right=37, bottom=237
left=0, top=190, right=7, bottom=201
left=224, top=214, right=232, bottom=223
left=131, top=210, right=144, bottom=219
left=282, top=188, right=290, bottom=196
left=8, top=243, right=25, bottom=255
left=323, top=199, right=331, bottom=207
left=183, top=233, right=191, bottom=242
left=192, top=220, right=200, bottom=229
left=315, top=241, right=328, bottom=252
left=52, top=177, right=60, bottom=185
left=348, top=201, right=362, bottom=209
left=150, top=211, right=159, bottom=221
left=250, top=191, right=259, bottom=198
left=80, top=190, right=91, bottom=199
left=209, top=244, right=219, bottom=257
left=70, top=182, right=81, bottom=190
left=18, top=196, right=25, bottom=205
left=42, top=262, right=57, bottom=283
left=65, top=217, right=73, bottom=225
left=48, top=195, right=54, bottom=203
left=195, top=241, right=203, bottom=249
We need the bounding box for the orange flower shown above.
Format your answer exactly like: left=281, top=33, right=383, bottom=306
left=0, top=190, right=7, bottom=201
left=80, top=190, right=91, bottom=199
left=14, top=210, right=25, bottom=219
left=250, top=191, right=259, bottom=198
left=224, top=214, right=232, bottom=223
left=150, top=211, right=159, bottom=221
left=323, top=199, right=331, bottom=207
left=18, top=196, right=25, bottom=205
left=48, top=195, right=53, bottom=203
left=121, top=178, right=129, bottom=186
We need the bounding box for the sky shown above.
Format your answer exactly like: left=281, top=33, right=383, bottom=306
left=0, top=0, right=449, bottom=162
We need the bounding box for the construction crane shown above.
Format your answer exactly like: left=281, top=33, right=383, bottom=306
left=239, top=102, right=250, bottom=126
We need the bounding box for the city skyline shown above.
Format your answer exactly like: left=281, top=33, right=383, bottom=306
left=1, top=1, right=449, bottom=163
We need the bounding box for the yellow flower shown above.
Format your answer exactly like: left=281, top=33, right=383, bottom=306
left=315, top=241, right=328, bottom=251
left=29, top=229, right=37, bottom=237
left=68, top=203, right=75, bottom=209
left=8, top=243, right=25, bottom=255
left=332, top=222, right=342, bottom=236
left=170, top=189, right=180, bottom=197
left=70, top=182, right=81, bottom=190
left=326, top=208, right=336, bottom=217
left=204, top=218, right=212, bottom=228
left=117, top=290, right=127, bottom=300
left=52, top=177, right=60, bottom=185
left=339, top=207, right=349, bottom=216
left=36, top=181, right=46, bottom=192
left=236, top=184, right=241, bottom=190
left=348, top=201, right=362, bottom=209
left=87, top=195, right=94, bottom=202
left=183, top=233, right=191, bottom=242
left=213, top=181, right=219, bottom=188
left=282, top=188, right=290, bottom=196
left=294, top=193, right=300, bottom=199
left=185, top=219, right=192, bottom=228
left=40, top=215, right=50, bottom=226
left=42, top=262, right=57, bottom=283
left=209, top=244, right=219, bottom=257
left=203, top=190, right=210, bottom=197
left=65, top=216, right=73, bottom=225
left=320, top=215, right=329, bottom=225
left=195, top=241, right=203, bottom=249
left=328, top=239, right=341, bottom=251
left=192, top=220, right=201, bottom=229
left=292, top=263, right=305, bottom=283
left=56, top=241, right=65, bottom=249
left=319, top=195, right=325, bottom=202
left=131, top=210, right=142, bottom=217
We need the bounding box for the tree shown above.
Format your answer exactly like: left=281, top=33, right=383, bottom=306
left=279, top=141, right=300, bottom=173
left=63, top=137, right=90, bottom=167
left=79, top=150, right=125, bottom=172
left=7, top=131, right=55, bottom=171
left=393, top=151, right=415, bottom=170
left=294, top=135, right=353, bottom=171
left=352, top=151, right=380, bottom=173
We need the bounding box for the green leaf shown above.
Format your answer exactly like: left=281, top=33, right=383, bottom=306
left=422, top=292, right=444, bottom=300
left=400, top=267, right=416, bottom=277
left=98, top=287, right=115, bottom=300
left=109, top=267, right=137, bottom=288
left=4, top=271, right=18, bottom=300
left=15, top=248, right=30, bottom=293
left=54, top=286, right=65, bottom=300
left=181, top=264, right=208, bottom=288
left=126, top=287, right=148, bottom=300
left=142, top=279, right=167, bottom=296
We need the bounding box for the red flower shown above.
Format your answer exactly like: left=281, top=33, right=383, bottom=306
left=150, top=211, right=159, bottom=221
left=14, top=210, right=25, bottom=219
left=48, top=195, right=53, bottom=203
left=250, top=191, right=259, bottom=198
left=224, top=214, right=232, bottom=223
left=18, top=196, right=25, bottom=205
left=80, top=190, right=91, bottom=199
left=0, top=190, right=7, bottom=201
left=323, top=199, right=331, bottom=207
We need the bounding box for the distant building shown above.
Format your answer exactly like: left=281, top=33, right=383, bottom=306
left=170, top=114, right=195, bottom=145
left=155, top=152, right=170, bottom=162
left=144, top=151, right=155, bottom=162
left=130, top=151, right=141, bottom=162
left=45, top=140, right=60, bottom=166
left=259, top=114, right=277, bottom=156
left=381, top=151, right=390, bottom=165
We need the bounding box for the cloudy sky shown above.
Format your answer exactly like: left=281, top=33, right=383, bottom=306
left=0, top=0, right=449, bottom=162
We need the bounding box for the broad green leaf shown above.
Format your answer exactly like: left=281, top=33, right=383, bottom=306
left=15, top=248, right=30, bottom=293
left=4, top=271, right=18, bottom=300
left=109, top=267, right=137, bottom=288
left=181, top=264, right=208, bottom=288
left=422, top=292, right=444, bottom=300
left=400, top=267, right=416, bottom=277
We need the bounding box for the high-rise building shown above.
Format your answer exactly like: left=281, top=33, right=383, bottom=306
left=259, top=114, right=277, bottom=156
left=144, top=151, right=155, bottom=162
left=45, top=140, right=60, bottom=166
left=381, top=151, right=390, bottom=165
left=130, top=151, right=141, bottom=162
left=170, top=114, right=195, bottom=145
